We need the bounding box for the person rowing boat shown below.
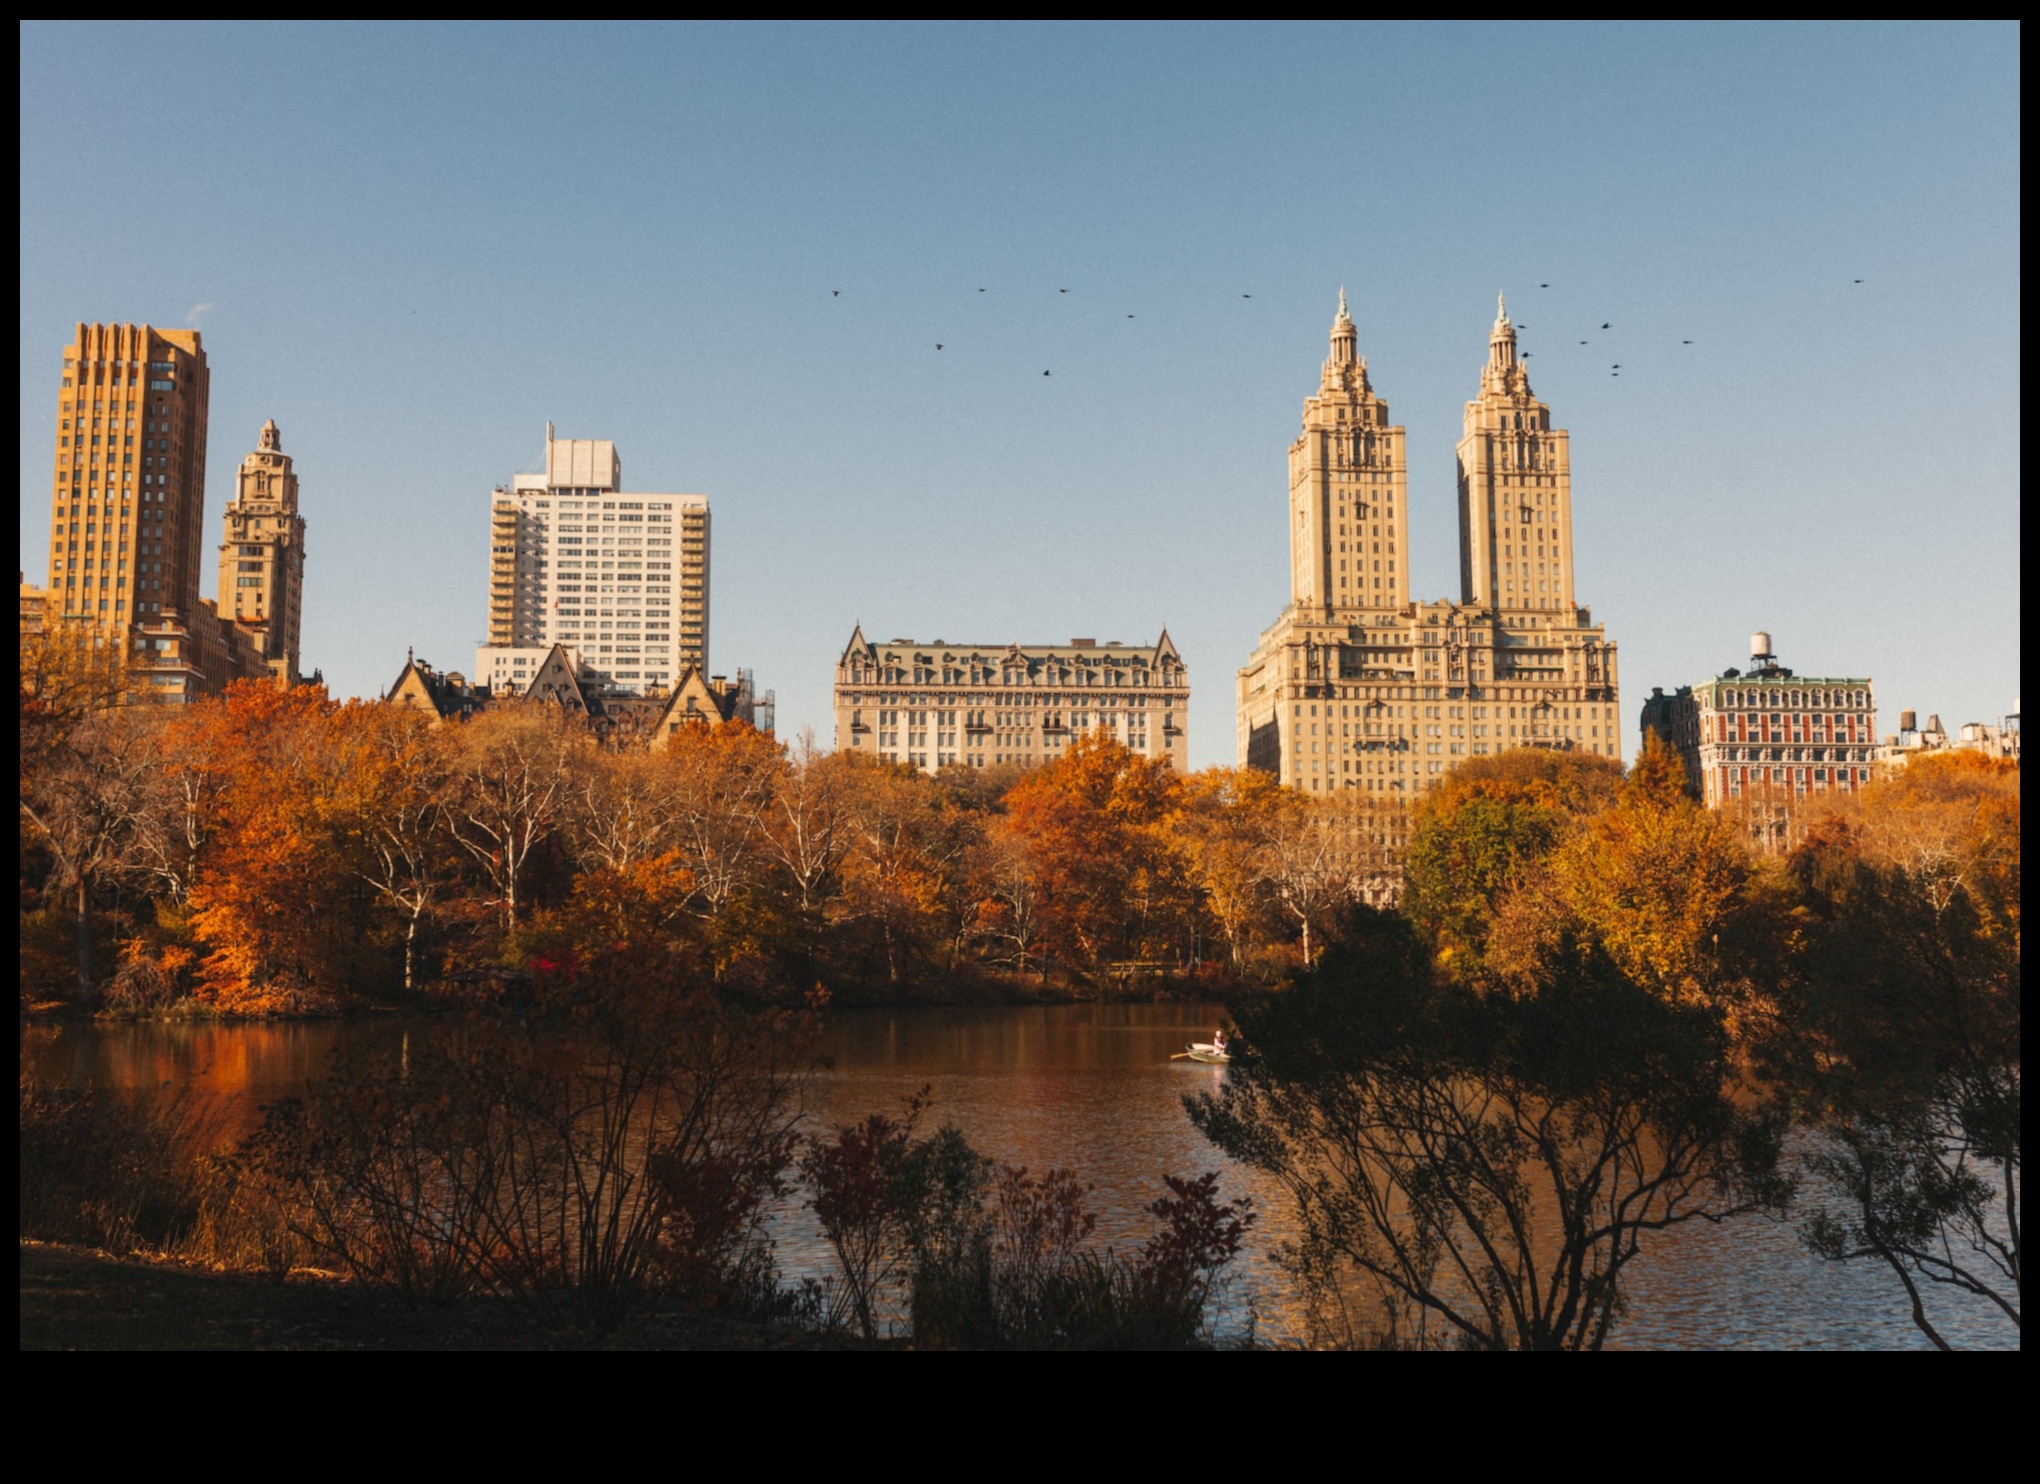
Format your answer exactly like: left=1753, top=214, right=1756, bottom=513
left=1172, top=1028, right=1231, bottom=1064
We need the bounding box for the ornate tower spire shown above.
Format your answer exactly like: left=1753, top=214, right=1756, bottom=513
left=1329, top=286, right=1357, bottom=367
left=1458, top=295, right=1570, bottom=613
left=220, top=420, right=308, bottom=685
left=1290, top=289, right=1407, bottom=615
left=1487, top=290, right=1519, bottom=374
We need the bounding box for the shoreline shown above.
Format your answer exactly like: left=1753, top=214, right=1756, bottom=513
left=22, top=970, right=1269, bottom=1024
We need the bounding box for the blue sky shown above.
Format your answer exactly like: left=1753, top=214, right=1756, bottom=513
left=19, top=22, right=2021, bottom=764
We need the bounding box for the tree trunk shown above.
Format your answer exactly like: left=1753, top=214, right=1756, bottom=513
left=404, top=912, right=419, bottom=994
left=75, top=875, right=94, bottom=1004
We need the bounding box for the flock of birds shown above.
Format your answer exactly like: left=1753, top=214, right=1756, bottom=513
left=826, top=278, right=1868, bottom=381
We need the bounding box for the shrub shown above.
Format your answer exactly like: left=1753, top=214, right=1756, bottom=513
left=248, top=947, right=816, bottom=1330
left=801, top=1096, right=1254, bottom=1349
left=19, top=1075, right=203, bottom=1250
left=911, top=1166, right=1254, bottom=1350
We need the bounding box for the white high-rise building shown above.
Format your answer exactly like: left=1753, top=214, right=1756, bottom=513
left=479, top=427, right=709, bottom=694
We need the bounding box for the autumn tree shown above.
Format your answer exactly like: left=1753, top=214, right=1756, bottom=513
left=1778, top=754, right=2020, bottom=1348
left=1402, top=747, right=1621, bottom=974
left=1257, top=790, right=1397, bottom=968
left=970, top=824, right=1044, bottom=976
left=1191, top=908, right=1788, bottom=1350
left=1000, top=732, right=1188, bottom=976
left=445, top=702, right=584, bottom=935
left=127, top=698, right=233, bottom=907
left=836, top=756, right=975, bottom=985
left=332, top=704, right=464, bottom=993
left=1523, top=734, right=1768, bottom=1018
left=568, top=746, right=682, bottom=874
left=1171, top=768, right=1284, bottom=970
left=658, top=721, right=784, bottom=978
left=764, top=732, right=853, bottom=925
left=19, top=683, right=162, bottom=1001
left=183, top=680, right=376, bottom=1009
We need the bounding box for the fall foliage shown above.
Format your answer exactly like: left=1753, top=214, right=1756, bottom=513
left=22, top=662, right=1420, bottom=1010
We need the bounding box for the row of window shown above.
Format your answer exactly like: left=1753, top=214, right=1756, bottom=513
left=847, top=669, right=1178, bottom=688
left=849, top=693, right=1176, bottom=710
left=1714, top=689, right=1869, bottom=710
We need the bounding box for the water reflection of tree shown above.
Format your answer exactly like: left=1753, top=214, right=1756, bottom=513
left=1190, top=910, right=1788, bottom=1350
left=1777, top=753, right=2021, bottom=1350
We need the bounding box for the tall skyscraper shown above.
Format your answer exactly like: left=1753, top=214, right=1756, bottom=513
left=35, top=323, right=290, bottom=701
left=1456, top=295, right=1574, bottom=613
left=45, top=323, right=209, bottom=628
left=476, top=428, right=710, bottom=696
left=218, top=420, right=308, bottom=685
left=1238, top=295, right=1621, bottom=796
left=1287, top=288, right=1411, bottom=613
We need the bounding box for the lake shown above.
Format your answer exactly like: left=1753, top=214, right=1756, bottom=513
left=20, top=1005, right=2014, bottom=1349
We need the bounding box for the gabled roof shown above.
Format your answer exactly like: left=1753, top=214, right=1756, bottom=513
left=385, top=652, right=489, bottom=723
left=648, top=664, right=752, bottom=746
left=521, top=643, right=592, bottom=712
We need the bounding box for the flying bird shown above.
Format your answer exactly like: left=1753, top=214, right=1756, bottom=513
left=936, top=344, right=944, bottom=350
left=832, top=290, right=840, bottom=297
left=1579, top=340, right=1588, bottom=345
left=1242, top=294, right=1252, bottom=298
left=1612, top=364, right=1621, bottom=369
left=1853, top=279, right=1863, bottom=284
left=979, top=288, right=986, bottom=292
left=1682, top=339, right=1693, bottom=345
left=1540, top=283, right=1550, bottom=288
left=1043, top=370, right=1051, bottom=377
left=1601, top=322, right=1610, bottom=329
left=1127, top=314, right=1135, bottom=319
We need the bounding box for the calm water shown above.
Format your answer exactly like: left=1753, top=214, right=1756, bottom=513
left=20, top=1006, right=2014, bottom=1350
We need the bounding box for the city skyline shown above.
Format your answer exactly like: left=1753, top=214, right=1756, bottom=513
left=20, top=23, right=2020, bottom=764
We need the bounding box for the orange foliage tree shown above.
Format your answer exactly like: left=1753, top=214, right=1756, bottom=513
left=183, top=680, right=375, bottom=1010
left=1401, top=747, right=1622, bottom=974
left=834, top=755, right=976, bottom=985
left=1000, top=732, right=1188, bottom=974
left=1172, top=768, right=1285, bottom=970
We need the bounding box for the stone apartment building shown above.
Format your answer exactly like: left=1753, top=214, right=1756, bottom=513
left=1238, top=294, right=1620, bottom=797
left=832, top=627, right=1188, bottom=773
left=1639, top=633, right=1877, bottom=806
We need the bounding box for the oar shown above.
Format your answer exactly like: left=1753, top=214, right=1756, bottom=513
left=1170, top=1049, right=1196, bottom=1060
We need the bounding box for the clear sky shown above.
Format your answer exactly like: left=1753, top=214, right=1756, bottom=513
left=20, top=22, right=2021, bottom=764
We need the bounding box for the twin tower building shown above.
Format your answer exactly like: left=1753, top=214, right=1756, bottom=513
left=1236, top=291, right=1620, bottom=794
left=832, top=291, right=1621, bottom=790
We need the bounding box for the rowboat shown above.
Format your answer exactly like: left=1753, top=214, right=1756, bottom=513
left=1175, top=1041, right=1231, bottom=1065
